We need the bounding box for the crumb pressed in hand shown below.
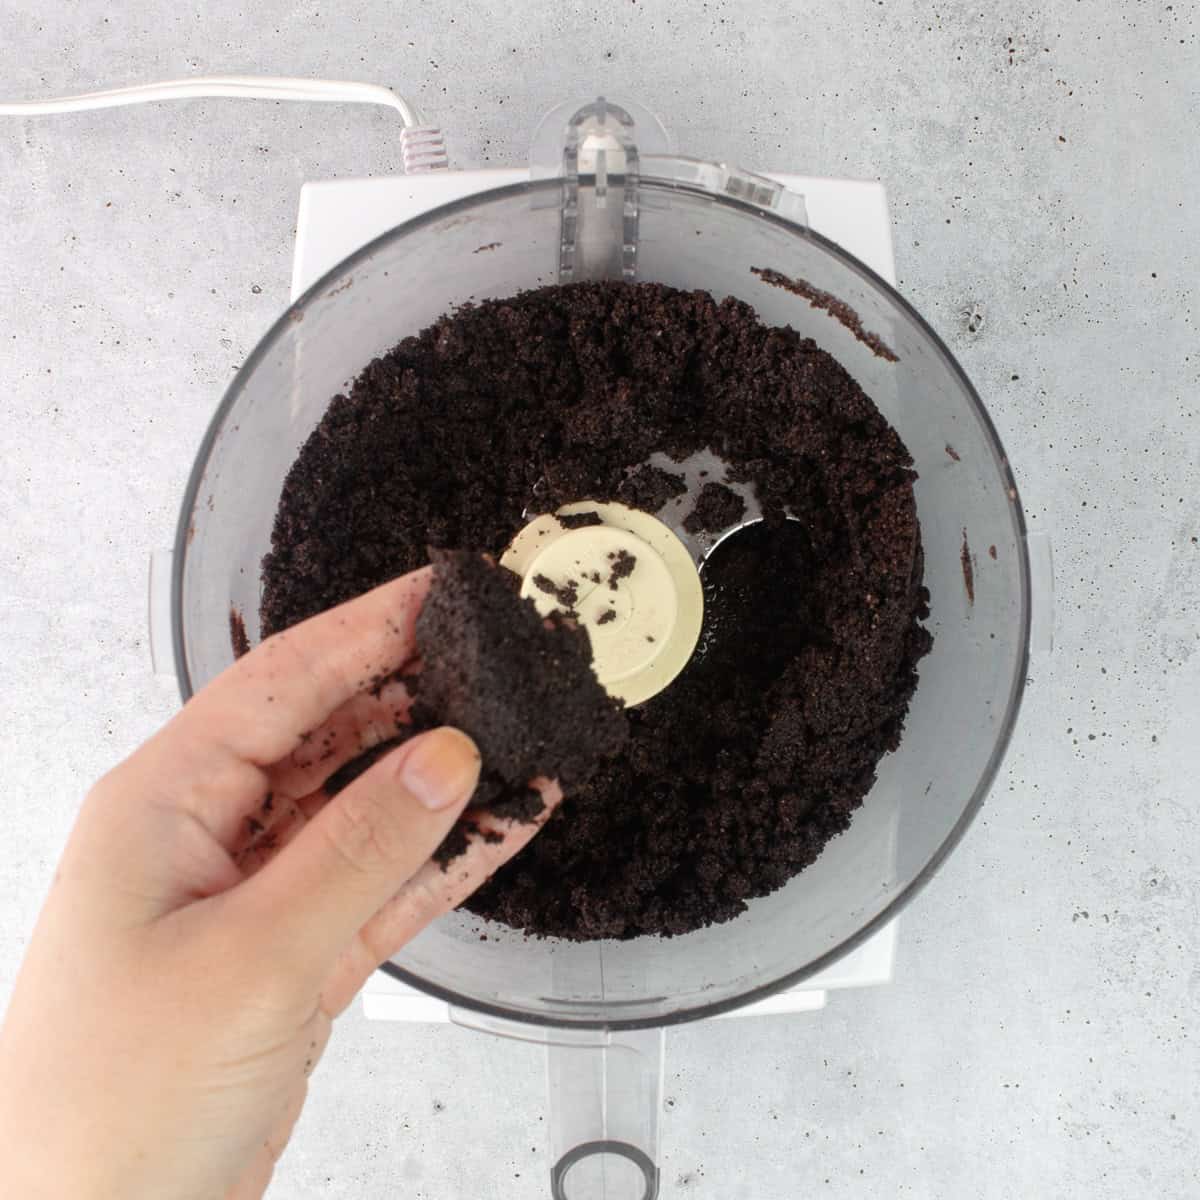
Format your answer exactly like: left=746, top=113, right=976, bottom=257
left=414, top=550, right=626, bottom=816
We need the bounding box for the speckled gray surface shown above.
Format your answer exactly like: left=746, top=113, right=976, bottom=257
left=1, top=2, right=1197, bottom=1197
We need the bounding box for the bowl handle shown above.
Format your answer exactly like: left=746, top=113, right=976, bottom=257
left=1027, top=531, right=1054, bottom=655
left=450, top=1008, right=663, bottom=1199
left=148, top=549, right=176, bottom=681
left=546, top=1028, right=663, bottom=1200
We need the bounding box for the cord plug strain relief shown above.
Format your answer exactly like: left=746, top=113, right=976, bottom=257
left=401, top=126, right=448, bottom=173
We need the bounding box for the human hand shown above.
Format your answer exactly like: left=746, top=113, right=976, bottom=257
left=0, top=568, right=560, bottom=1200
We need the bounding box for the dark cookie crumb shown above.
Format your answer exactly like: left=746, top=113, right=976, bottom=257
left=260, top=280, right=930, bottom=939
left=617, top=464, right=687, bottom=512
left=683, top=482, right=746, bottom=534
left=961, top=528, right=975, bottom=605
left=414, top=550, right=627, bottom=811
left=433, top=810, right=523, bottom=870
left=607, top=548, right=637, bottom=589
left=533, top=573, right=579, bottom=609
left=433, top=823, right=472, bottom=867
left=229, top=608, right=250, bottom=658
left=559, top=510, right=603, bottom=530
left=752, top=266, right=900, bottom=362
left=488, top=786, right=547, bottom=823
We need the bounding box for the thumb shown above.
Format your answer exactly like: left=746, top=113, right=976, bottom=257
left=239, top=727, right=480, bottom=985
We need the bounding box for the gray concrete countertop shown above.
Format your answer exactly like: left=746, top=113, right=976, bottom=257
left=1, top=2, right=1196, bottom=1197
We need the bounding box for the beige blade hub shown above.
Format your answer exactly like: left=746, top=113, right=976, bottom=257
left=500, top=501, right=704, bottom=706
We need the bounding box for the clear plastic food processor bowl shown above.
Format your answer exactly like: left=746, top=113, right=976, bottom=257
left=163, top=100, right=1031, bottom=1199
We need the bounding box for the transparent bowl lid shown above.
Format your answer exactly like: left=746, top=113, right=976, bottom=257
left=172, top=165, right=1030, bottom=1030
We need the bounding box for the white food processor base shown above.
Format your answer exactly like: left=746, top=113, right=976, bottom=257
left=288, top=166, right=900, bottom=1024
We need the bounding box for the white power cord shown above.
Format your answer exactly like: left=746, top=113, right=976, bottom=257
left=0, top=75, right=447, bottom=172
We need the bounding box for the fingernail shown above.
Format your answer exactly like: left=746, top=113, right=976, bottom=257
left=400, top=728, right=481, bottom=811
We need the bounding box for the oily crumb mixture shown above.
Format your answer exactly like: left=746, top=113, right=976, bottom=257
left=261, top=280, right=931, bottom=940
left=414, top=549, right=627, bottom=815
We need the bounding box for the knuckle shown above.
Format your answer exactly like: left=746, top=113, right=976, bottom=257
left=250, top=628, right=341, bottom=701
left=321, top=782, right=407, bottom=877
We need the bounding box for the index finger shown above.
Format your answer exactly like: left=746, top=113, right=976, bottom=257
left=179, top=567, right=432, bottom=767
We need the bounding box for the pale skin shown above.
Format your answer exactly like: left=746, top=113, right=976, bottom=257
left=0, top=567, right=561, bottom=1200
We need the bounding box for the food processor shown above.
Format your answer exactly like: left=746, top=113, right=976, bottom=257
left=156, top=98, right=1033, bottom=1198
